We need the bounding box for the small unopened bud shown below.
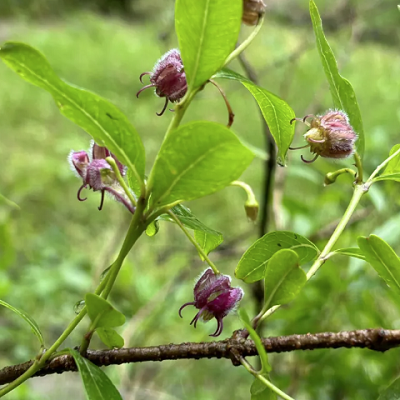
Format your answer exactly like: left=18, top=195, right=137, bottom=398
left=244, top=200, right=259, bottom=222
left=242, top=0, right=266, bottom=26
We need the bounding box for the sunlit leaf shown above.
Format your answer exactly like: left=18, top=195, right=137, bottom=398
left=375, top=145, right=400, bottom=182
left=148, top=121, right=254, bottom=208
left=145, top=220, right=160, bottom=237
left=0, top=42, right=145, bottom=187
left=213, top=68, right=295, bottom=165
left=85, top=294, right=125, bottom=329
left=194, top=230, right=223, bottom=259
left=309, top=0, right=365, bottom=157
left=69, top=349, right=123, bottom=400
left=378, top=376, right=400, bottom=400
left=0, top=299, right=44, bottom=346
left=236, top=231, right=319, bottom=283
left=175, top=0, right=242, bottom=90
left=96, top=328, right=124, bottom=349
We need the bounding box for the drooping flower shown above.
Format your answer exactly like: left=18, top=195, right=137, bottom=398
left=179, top=268, right=244, bottom=337
left=289, top=110, right=357, bottom=163
left=242, top=0, right=267, bottom=26
left=136, top=49, right=187, bottom=116
left=68, top=141, right=135, bottom=213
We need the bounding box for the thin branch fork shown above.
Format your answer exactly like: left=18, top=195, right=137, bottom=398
left=0, top=328, right=399, bottom=385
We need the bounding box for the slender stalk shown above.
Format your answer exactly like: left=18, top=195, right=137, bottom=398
left=324, top=168, right=357, bottom=186
left=224, top=15, right=265, bottom=66
left=167, top=210, right=220, bottom=275
left=367, top=146, right=400, bottom=185
left=354, top=152, right=363, bottom=184
left=231, top=180, right=257, bottom=205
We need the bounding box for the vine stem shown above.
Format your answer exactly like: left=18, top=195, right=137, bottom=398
left=167, top=210, right=220, bottom=275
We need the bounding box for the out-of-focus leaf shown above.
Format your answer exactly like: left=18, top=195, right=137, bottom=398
left=96, top=328, right=124, bottom=349
left=0, top=299, right=44, bottom=346
left=194, top=230, right=223, bottom=259
left=148, top=121, right=254, bottom=208
left=378, top=376, right=400, bottom=400
left=251, top=376, right=277, bottom=400
left=309, top=0, right=365, bottom=157
left=85, top=294, right=125, bottom=329
left=0, top=42, right=145, bottom=188
left=69, top=349, right=123, bottom=400
left=175, top=0, right=242, bottom=90
left=264, top=249, right=307, bottom=308
left=358, top=235, right=400, bottom=296
left=332, top=248, right=366, bottom=261
left=235, top=231, right=319, bottom=283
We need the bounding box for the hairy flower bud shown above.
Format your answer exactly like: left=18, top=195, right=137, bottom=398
left=137, top=49, right=187, bottom=116
left=290, top=110, right=357, bottom=163
left=242, top=0, right=266, bottom=26
left=179, top=268, right=244, bottom=337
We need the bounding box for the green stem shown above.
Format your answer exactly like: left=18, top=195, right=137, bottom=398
left=230, top=180, right=257, bottom=205
left=367, top=146, right=400, bottom=186
left=324, top=168, right=356, bottom=186
left=167, top=210, right=220, bottom=275
left=354, top=152, right=363, bottom=184
left=224, top=14, right=265, bottom=66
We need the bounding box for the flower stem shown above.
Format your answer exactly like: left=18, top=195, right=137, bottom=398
left=354, top=152, right=363, bottom=184
left=231, top=180, right=257, bottom=205
left=167, top=210, right=220, bottom=275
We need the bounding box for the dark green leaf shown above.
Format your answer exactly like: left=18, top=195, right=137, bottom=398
left=194, top=230, right=223, bottom=259
left=85, top=294, right=125, bottom=329
left=235, top=231, right=319, bottom=283
left=0, top=42, right=145, bottom=186
left=69, top=349, right=123, bottom=400
left=358, top=235, right=400, bottom=296
left=239, top=309, right=271, bottom=373
left=96, top=328, right=124, bottom=349
left=251, top=376, right=277, bottom=400
left=332, top=247, right=366, bottom=261
left=175, top=0, right=242, bottom=90
left=213, top=69, right=295, bottom=165
left=378, top=376, right=400, bottom=400
left=264, top=249, right=306, bottom=308
left=309, top=1, right=365, bottom=157
left=148, top=121, right=254, bottom=208
left=0, top=299, right=44, bottom=346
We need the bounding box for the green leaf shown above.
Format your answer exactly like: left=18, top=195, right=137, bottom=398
left=213, top=69, right=295, bottom=165
left=148, top=121, right=254, bottom=208
left=374, top=173, right=400, bottom=183
left=251, top=376, right=277, bottom=400
left=375, top=145, right=400, bottom=182
left=357, top=235, right=400, bottom=296
left=96, top=328, right=124, bottom=349
left=236, top=231, right=319, bottom=283
left=69, top=348, right=123, bottom=400
left=264, top=249, right=306, bottom=309
left=239, top=309, right=271, bottom=373
left=175, top=0, right=242, bottom=90
left=194, top=230, right=223, bottom=259
left=378, top=376, right=400, bottom=400
left=332, top=247, right=366, bottom=261
left=85, top=294, right=125, bottom=329
left=0, top=42, right=145, bottom=187
left=145, top=220, right=160, bottom=237
left=309, top=1, right=365, bottom=157
left=0, top=299, right=44, bottom=346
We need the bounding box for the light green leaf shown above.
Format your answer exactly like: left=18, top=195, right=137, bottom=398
left=96, top=328, right=124, bottom=349
left=264, top=249, right=306, bottom=309
left=239, top=309, right=271, bottom=374
left=375, top=145, right=400, bottom=182
left=374, top=173, right=400, bottom=183
left=175, top=0, right=242, bottom=90
left=0, top=299, right=44, bottom=346
left=378, top=376, right=400, bottom=400
left=194, top=230, right=223, bottom=259
left=145, top=220, right=160, bottom=237
left=309, top=1, right=365, bottom=157
left=251, top=376, right=277, bottom=400
left=357, top=235, right=400, bottom=296
left=69, top=349, right=123, bottom=400
left=213, top=69, right=295, bottom=165
left=236, top=231, right=319, bottom=283
left=85, top=294, right=125, bottom=329
left=332, top=247, right=366, bottom=261
left=0, top=42, right=145, bottom=187
left=148, top=121, right=254, bottom=208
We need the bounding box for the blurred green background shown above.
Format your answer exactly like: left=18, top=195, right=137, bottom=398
left=1, top=0, right=400, bottom=399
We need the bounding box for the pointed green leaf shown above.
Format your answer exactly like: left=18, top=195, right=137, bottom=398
left=85, top=294, right=125, bottom=329
left=213, top=69, right=295, bottom=165
left=0, top=299, right=44, bottom=346
left=175, top=0, right=242, bottom=90
left=0, top=42, right=145, bottom=186
left=357, top=235, right=400, bottom=296
left=149, top=121, right=254, bottom=208
left=264, top=249, right=306, bottom=309
left=239, top=309, right=271, bottom=374
left=194, top=230, right=223, bottom=259
left=378, top=376, right=400, bottom=400
left=251, top=376, right=277, bottom=400
left=309, top=1, right=365, bottom=157
left=69, top=349, right=123, bottom=400
left=332, top=247, right=366, bottom=261
left=375, top=145, right=400, bottom=182
left=236, top=231, right=319, bottom=283
left=96, top=328, right=124, bottom=349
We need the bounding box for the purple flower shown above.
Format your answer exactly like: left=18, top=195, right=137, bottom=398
left=179, top=268, right=244, bottom=337
left=137, top=49, right=187, bottom=116
left=68, top=141, right=134, bottom=213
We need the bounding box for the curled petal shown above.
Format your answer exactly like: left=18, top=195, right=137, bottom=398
left=136, top=83, right=156, bottom=98
left=77, top=184, right=88, bottom=201
left=289, top=144, right=309, bottom=151
left=301, top=154, right=319, bottom=164
left=139, top=72, right=151, bottom=83
left=98, top=189, right=105, bottom=211
left=210, top=317, right=223, bottom=337
left=156, top=97, right=169, bottom=116
left=178, top=302, right=195, bottom=318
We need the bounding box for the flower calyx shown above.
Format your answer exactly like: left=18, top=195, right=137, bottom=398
left=242, top=0, right=267, bottom=26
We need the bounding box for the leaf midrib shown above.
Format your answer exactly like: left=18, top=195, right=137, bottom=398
left=370, top=244, right=400, bottom=291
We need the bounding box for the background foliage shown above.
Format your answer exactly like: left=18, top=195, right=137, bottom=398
left=1, top=0, right=400, bottom=398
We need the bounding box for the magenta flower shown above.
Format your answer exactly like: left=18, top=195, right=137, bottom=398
left=137, top=49, right=187, bottom=116
left=179, top=268, right=244, bottom=337
left=68, top=142, right=135, bottom=213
